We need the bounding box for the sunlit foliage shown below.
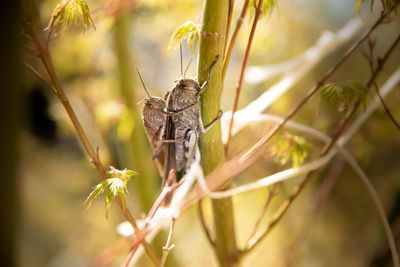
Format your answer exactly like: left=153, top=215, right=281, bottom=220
left=85, top=166, right=137, bottom=218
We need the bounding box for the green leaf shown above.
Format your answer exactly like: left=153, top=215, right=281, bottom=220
left=85, top=166, right=136, bottom=218
left=319, top=80, right=368, bottom=112
left=48, top=0, right=95, bottom=33
left=168, top=21, right=201, bottom=54
left=84, top=182, right=106, bottom=210
left=270, top=133, right=311, bottom=168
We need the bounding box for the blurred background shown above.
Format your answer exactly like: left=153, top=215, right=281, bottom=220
left=5, top=0, right=400, bottom=266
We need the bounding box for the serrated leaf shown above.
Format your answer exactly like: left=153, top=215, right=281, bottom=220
left=84, top=182, right=106, bottom=210
left=271, top=133, right=311, bottom=168
left=168, top=21, right=201, bottom=54
left=48, top=0, right=95, bottom=33
left=85, top=166, right=135, bottom=218
left=319, top=80, right=368, bottom=112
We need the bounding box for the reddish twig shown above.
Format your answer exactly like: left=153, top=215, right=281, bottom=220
left=24, top=25, right=160, bottom=266
left=226, top=0, right=264, bottom=153
left=245, top=185, right=278, bottom=247
left=222, top=0, right=250, bottom=78
left=242, top=27, right=400, bottom=255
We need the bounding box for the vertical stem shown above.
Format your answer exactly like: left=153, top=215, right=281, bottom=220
left=198, top=1, right=240, bottom=266
left=114, top=14, right=158, bottom=211
left=114, top=14, right=179, bottom=267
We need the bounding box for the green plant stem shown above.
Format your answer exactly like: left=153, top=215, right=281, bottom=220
left=27, top=20, right=160, bottom=265
left=114, top=14, right=158, bottom=212
left=198, top=1, right=240, bottom=266
left=114, top=14, right=180, bottom=267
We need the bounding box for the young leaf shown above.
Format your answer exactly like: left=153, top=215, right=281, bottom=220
left=168, top=21, right=201, bottom=54
left=319, top=80, right=368, bottom=112
left=270, top=133, right=311, bottom=167
left=85, top=166, right=136, bottom=218
left=48, top=0, right=95, bottom=33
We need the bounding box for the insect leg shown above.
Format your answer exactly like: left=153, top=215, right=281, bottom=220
left=199, top=55, right=220, bottom=94
left=201, top=109, right=223, bottom=133
left=161, top=100, right=199, bottom=116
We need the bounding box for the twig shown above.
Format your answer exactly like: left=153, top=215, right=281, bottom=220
left=373, top=85, right=400, bottom=131
left=363, top=36, right=400, bottom=131
left=123, top=170, right=183, bottom=267
left=239, top=10, right=388, bottom=164
left=198, top=199, right=215, bottom=247
left=283, top=158, right=345, bottom=267
left=45, top=0, right=73, bottom=50
left=194, top=9, right=390, bottom=198
left=160, top=217, right=176, bottom=267
left=245, top=185, right=277, bottom=247
left=146, top=170, right=182, bottom=222
left=25, top=26, right=160, bottom=266
left=223, top=0, right=235, bottom=57
left=226, top=0, right=263, bottom=153
left=127, top=66, right=400, bottom=265
left=222, top=0, right=250, bottom=79
left=242, top=29, right=400, bottom=256
left=22, top=61, right=58, bottom=95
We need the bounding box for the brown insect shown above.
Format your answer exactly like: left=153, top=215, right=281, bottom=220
left=164, top=56, right=220, bottom=180
left=139, top=55, right=220, bottom=182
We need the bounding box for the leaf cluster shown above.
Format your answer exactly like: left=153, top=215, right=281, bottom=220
left=168, top=21, right=201, bottom=54
left=48, top=0, right=95, bottom=33
left=319, top=80, right=368, bottom=112
left=85, top=166, right=137, bottom=218
left=270, top=133, right=311, bottom=168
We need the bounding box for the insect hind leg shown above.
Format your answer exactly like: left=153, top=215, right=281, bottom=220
left=199, top=55, right=220, bottom=94
left=201, top=109, right=223, bottom=133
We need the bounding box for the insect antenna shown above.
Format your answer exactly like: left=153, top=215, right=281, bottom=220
left=184, top=53, right=194, bottom=78
left=180, top=43, right=184, bottom=78
left=136, top=68, right=151, bottom=98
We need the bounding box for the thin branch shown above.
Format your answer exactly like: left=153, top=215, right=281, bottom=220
left=160, top=217, right=176, bottom=267
left=283, top=158, right=346, bottom=267
left=245, top=185, right=277, bottom=247
left=123, top=170, right=183, bottom=267
left=193, top=9, right=390, bottom=198
left=123, top=64, right=400, bottom=261
left=223, top=0, right=235, bottom=57
left=45, top=0, right=73, bottom=50
left=198, top=199, right=215, bottom=247
left=22, top=61, right=58, bottom=95
left=221, top=17, right=367, bottom=143
left=363, top=36, right=400, bottom=131
left=222, top=0, right=250, bottom=78
left=239, top=10, right=388, bottom=163
left=26, top=27, right=160, bottom=266
left=373, top=84, right=400, bottom=131
left=226, top=0, right=263, bottom=153
left=242, top=31, right=400, bottom=256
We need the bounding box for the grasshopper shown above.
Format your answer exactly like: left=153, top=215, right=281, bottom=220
left=164, top=56, right=220, bottom=180
left=139, top=56, right=220, bottom=183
